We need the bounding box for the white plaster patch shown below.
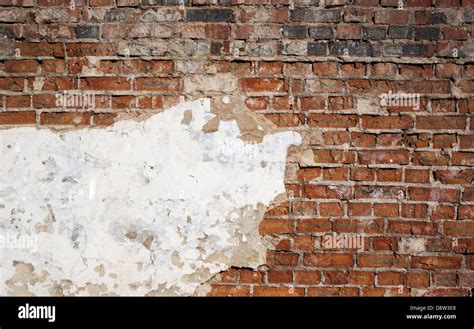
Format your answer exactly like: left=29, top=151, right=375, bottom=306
left=0, top=99, right=301, bottom=296
left=399, top=237, right=427, bottom=255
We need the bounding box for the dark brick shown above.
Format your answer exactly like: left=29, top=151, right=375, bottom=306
left=283, top=25, right=307, bottom=39
left=430, top=12, right=448, bottom=24
left=385, top=44, right=428, bottom=56
left=104, top=9, right=139, bottom=22
left=161, top=0, right=190, bottom=4
left=308, top=42, right=327, bottom=56
left=362, top=27, right=386, bottom=40
left=76, top=25, right=100, bottom=39
left=464, top=10, right=474, bottom=23
left=309, top=26, right=333, bottom=39
left=414, top=27, right=441, bottom=40
left=380, top=0, right=398, bottom=6
left=140, top=0, right=163, bottom=4
left=388, top=26, right=412, bottom=39
left=329, top=42, right=378, bottom=56
left=210, top=42, right=221, bottom=55
left=186, top=9, right=235, bottom=22
left=290, top=9, right=342, bottom=23
left=0, top=26, right=15, bottom=38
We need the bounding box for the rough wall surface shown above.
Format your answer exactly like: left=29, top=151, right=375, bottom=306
left=0, top=98, right=301, bottom=295
left=0, top=0, right=473, bottom=296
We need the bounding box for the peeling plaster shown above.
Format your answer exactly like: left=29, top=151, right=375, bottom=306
left=0, top=99, right=301, bottom=296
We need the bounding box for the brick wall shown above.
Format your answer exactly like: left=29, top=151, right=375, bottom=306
left=0, top=0, right=473, bottom=296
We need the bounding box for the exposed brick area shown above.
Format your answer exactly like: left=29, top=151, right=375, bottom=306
left=0, top=0, right=472, bottom=296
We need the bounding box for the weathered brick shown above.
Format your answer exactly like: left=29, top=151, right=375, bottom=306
left=76, top=25, right=100, bottom=39
left=414, top=27, right=441, bottom=40
left=290, top=9, right=342, bottom=23
left=385, top=44, right=428, bottom=56
left=40, top=112, right=90, bottom=126
left=362, top=26, right=386, bottom=40
left=282, top=25, right=307, bottom=38
left=329, top=42, right=377, bottom=56
left=308, top=26, right=333, bottom=39
left=187, top=9, right=235, bottom=22
left=388, top=26, right=412, bottom=39
left=307, top=42, right=327, bottom=56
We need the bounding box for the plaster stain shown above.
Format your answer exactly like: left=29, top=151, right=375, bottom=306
left=0, top=99, right=301, bottom=296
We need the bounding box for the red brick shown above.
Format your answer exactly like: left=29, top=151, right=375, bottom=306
left=348, top=271, right=375, bottom=285
left=434, top=170, right=473, bottom=185
left=82, top=78, right=131, bottom=91
left=358, top=254, right=409, bottom=268
left=4, top=60, right=38, bottom=73
left=205, top=24, right=230, bottom=39
left=452, top=152, right=474, bottom=166
left=378, top=271, right=403, bottom=285
left=40, top=112, right=90, bottom=126
left=245, top=97, right=269, bottom=111
left=264, top=113, right=304, bottom=127
left=333, top=219, right=384, bottom=234
left=409, top=187, right=460, bottom=202
left=411, top=256, right=461, bottom=269
left=412, top=151, right=449, bottom=166
left=253, top=286, right=304, bottom=297
left=307, top=287, right=358, bottom=296
left=266, top=251, right=299, bottom=267
left=361, top=115, right=413, bottom=130
left=259, top=219, right=292, bottom=234
left=258, top=61, right=284, bottom=75
left=93, top=113, right=117, bottom=126
left=387, top=220, right=437, bottom=235
left=296, top=219, right=331, bottom=233
left=6, top=95, right=30, bottom=109
left=0, top=111, right=36, bottom=125
left=374, top=203, right=398, bottom=217
left=348, top=202, right=371, bottom=216
left=66, top=43, right=114, bottom=57
left=433, top=134, right=457, bottom=148
left=351, top=168, right=375, bottom=181
left=323, top=270, right=349, bottom=285
left=431, top=205, right=456, bottom=221
left=295, top=270, right=320, bottom=284
left=372, top=237, right=398, bottom=251
left=377, top=169, right=402, bottom=182
left=320, top=202, right=344, bottom=216
left=358, top=150, right=409, bottom=165
left=303, top=185, right=352, bottom=200
left=268, top=270, right=293, bottom=283
left=208, top=285, right=249, bottom=296
left=238, top=78, right=286, bottom=92
left=300, top=96, right=325, bottom=110
left=444, top=221, right=474, bottom=237
left=14, top=42, right=65, bottom=57
left=308, top=114, right=357, bottom=128
left=304, top=253, right=354, bottom=267
left=240, top=270, right=263, bottom=284
left=406, top=272, right=430, bottom=288
left=405, top=169, right=430, bottom=183
left=416, top=115, right=466, bottom=130
left=313, top=62, right=338, bottom=76
left=402, top=204, right=428, bottom=219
